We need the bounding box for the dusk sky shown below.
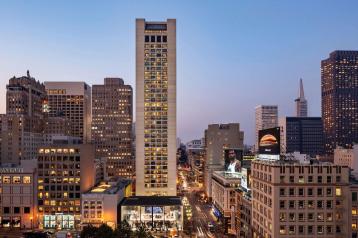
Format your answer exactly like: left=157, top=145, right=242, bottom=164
left=1, top=0, right=358, bottom=145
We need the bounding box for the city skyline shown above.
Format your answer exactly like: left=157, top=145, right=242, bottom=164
left=1, top=1, right=358, bottom=144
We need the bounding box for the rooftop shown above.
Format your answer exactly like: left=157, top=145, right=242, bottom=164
left=120, top=196, right=182, bottom=206
left=85, top=178, right=131, bottom=195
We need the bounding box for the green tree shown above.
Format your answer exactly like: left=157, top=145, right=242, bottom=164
left=95, top=224, right=115, bottom=238
left=133, top=224, right=154, bottom=238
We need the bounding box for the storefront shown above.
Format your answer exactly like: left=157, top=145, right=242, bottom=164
left=120, top=196, right=183, bottom=233
left=42, top=214, right=78, bottom=229
left=0, top=216, right=21, bottom=228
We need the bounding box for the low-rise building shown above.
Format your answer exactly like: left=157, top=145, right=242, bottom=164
left=0, top=160, right=37, bottom=229
left=81, top=178, right=132, bottom=229
left=211, top=171, right=241, bottom=235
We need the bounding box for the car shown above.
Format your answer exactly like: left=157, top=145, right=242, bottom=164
left=208, top=222, right=215, bottom=232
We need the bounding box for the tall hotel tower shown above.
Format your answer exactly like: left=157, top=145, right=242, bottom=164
left=135, top=19, right=177, bottom=196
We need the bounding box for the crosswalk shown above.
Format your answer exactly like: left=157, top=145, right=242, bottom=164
left=196, top=226, right=206, bottom=237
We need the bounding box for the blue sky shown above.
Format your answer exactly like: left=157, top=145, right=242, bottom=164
left=0, top=0, right=357, bottom=144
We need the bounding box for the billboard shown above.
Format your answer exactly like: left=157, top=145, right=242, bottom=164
left=224, top=148, right=243, bottom=173
left=258, top=127, right=280, bottom=155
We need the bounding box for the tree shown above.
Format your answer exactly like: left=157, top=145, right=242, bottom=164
left=114, top=220, right=133, bottom=238
left=80, top=225, right=98, bottom=238
left=133, top=224, right=154, bottom=238
left=96, top=224, right=115, bottom=238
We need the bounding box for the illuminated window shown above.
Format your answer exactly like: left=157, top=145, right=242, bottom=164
left=336, top=188, right=342, bottom=196
left=280, top=226, right=286, bottom=235
left=23, top=176, right=31, bottom=184
left=3, top=176, right=10, bottom=184
left=352, top=209, right=357, bottom=215
left=13, top=176, right=21, bottom=184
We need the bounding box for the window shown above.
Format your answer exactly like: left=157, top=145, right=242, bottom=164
left=280, top=188, right=285, bottom=196
left=299, top=188, right=304, bottom=196
left=308, top=213, right=314, bottom=221
left=163, top=36, right=167, bottom=42
left=289, top=225, right=295, bottom=234
left=298, top=213, right=304, bottom=221
left=289, top=188, right=295, bottom=196
left=317, top=225, right=323, bottom=234
left=353, top=192, right=358, bottom=202
left=336, top=226, right=341, bottom=233
left=298, top=200, right=304, bottom=209
left=308, top=200, right=314, bottom=208
left=279, top=213, right=286, bottom=221
left=289, top=201, right=295, bottom=209
left=24, top=207, right=30, bottom=214
left=308, top=188, right=313, bottom=196
left=327, top=200, right=333, bottom=209
left=308, top=225, right=313, bottom=234
left=353, top=208, right=358, bottom=215
left=327, top=225, right=333, bottom=234
left=298, top=226, right=304, bottom=234
left=156, top=36, right=161, bottom=42
left=23, top=176, right=31, bottom=184
left=327, top=176, right=332, bottom=183
left=336, top=188, right=342, bottom=196
left=13, top=176, right=21, bottom=184
left=308, top=175, right=313, bottom=183
left=289, top=176, right=294, bottom=183
left=317, top=213, right=324, bottom=221
left=145, top=35, right=149, bottom=42
left=298, top=176, right=304, bottom=183
left=280, top=176, right=285, bottom=183
left=150, top=36, right=155, bottom=42
left=317, top=200, right=323, bottom=209
left=327, top=188, right=332, bottom=196
left=13, top=207, right=20, bottom=214
left=280, top=226, right=286, bottom=235
left=353, top=222, right=357, bottom=230
left=3, top=176, right=10, bottom=184
left=317, top=188, right=323, bottom=196
left=3, top=207, right=10, bottom=214
left=280, top=200, right=285, bottom=209
left=289, top=213, right=295, bottom=221
left=318, top=176, right=322, bottom=183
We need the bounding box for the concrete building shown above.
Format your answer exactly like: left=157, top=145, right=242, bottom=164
left=204, top=123, right=244, bottom=198
left=81, top=178, right=132, bottom=229
left=135, top=19, right=177, bottom=196
left=251, top=159, right=350, bottom=238
left=37, top=143, right=96, bottom=230
left=188, top=149, right=205, bottom=185
left=255, top=105, right=278, bottom=151
left=279, top=117, right=323, bottom=156
left=322, top=51, right=358, bottom=154
left=44, top=82, right=92, bottom=143
left=0, top=160, right=38, bottom=229
left=236, top=188, right=252, bottom=238
left=350, top=180, right=358, bottom=238
left=211, top=171, right=241, bottom=235
left=92, top=78, right=133, bottom=178
left=334, top=145, right=358, bottom=177
left=185, top=138, right=204, bottom=153
left=294, top=78, right=308, bottom=117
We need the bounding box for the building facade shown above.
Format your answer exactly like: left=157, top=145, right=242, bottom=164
left=255, top=105, right=278, bottom=151
left=251, top=159, right=350, bottom=238
left=135, top=19, right=177, bottom=196
left=279, top=117, right=323, bottom=156
left=92, top=78, right=133, bottom=178
left=322, top=50, right=358, bottom=154
left=204, top=123, right=244, bottom=198
left=37, top=144, right=95, bottom=229
left=0, top=160, right=37, bottom=229
left=294, top=78, right=308, bottom=117
left=44, top=82, right=92, bottom=143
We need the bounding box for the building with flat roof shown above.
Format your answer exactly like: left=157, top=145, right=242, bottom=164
left=44, top=82, right=92, bottom=143
left=0, top=159, right=38, bottom=229
left=136, top=19, right=177, bottom=196
left=251, top=159, right=350, bottom=238
left=120, top=196, right=183, bottom=234
left=37, top=143, right=95, bottom=230
left=255, top=105, right=278, bottom=152
left=81, top=178, right=132, bottom=228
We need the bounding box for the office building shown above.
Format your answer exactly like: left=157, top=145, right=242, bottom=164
left=294, top=78, right=308, bottom=117
left=0, top=160, right=37, bottom=229
left=236, top=188, right=252, bottom=238
left=334, top=145, right=358, bottom=177
left=279, top=117, right=323, bottom=156
left=211, top=171, right=241, bottom=235
left=81, top=178, right=132, bottom=229
left=37, top=143, right=96, bottom=229
left=44, top=82, right=92, bottom=143
left=255, top=105, right=278, bottom=151
left=322, top=51, right=358, bottom=154
left=251, top=159, right=350, bottom=238
left=204, top=123, right=244, bottom=198
left=92, top=78, right=133, bottom=178
left=135, top=18, right=177, bottom=196
left=185, top=138, right=204, bottom=153
left=188, top=149, right=205, bottom=185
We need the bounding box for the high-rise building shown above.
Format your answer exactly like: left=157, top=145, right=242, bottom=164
left=92, top=78, right=133, bottom=178
left=255, top=105, right=278, bottom=151
left=279, top=117, right=323, bottom=156
left=135, top=19, right=177, bottom=196
left=251, top=159, right=351, bottom=238
left=294, top=78, right=308, bottom=117
left=204, top=123, right=244, bottom=198
left=44, top=82, right=92, bottom=143
left=1, top=72, right=46, bottom=165
left=322, top=50, right=358, bottom=154
left=37, top=143, right=96, bottom=229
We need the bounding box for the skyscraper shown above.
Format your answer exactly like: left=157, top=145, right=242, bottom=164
left=92, top=78, right=133, bottom=178
left=294, top=78, right=308, bottom=117
left=135, top=19, right=177, bottom=196
left=322, top=51, right=358, bottom=154
left=1, top=71, right=46, bottom=164
left=255, top=105, right=278, bottom=151
left=44, top=82, right=92, bottom=143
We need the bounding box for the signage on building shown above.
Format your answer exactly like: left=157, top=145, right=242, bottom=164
left=224, top=148, right=243, bottom=173
left=0, top=168, right=24, bottom=173
left=241, top=168, right=249, bottom=190
left=258, top=127, right=280, bottom=155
